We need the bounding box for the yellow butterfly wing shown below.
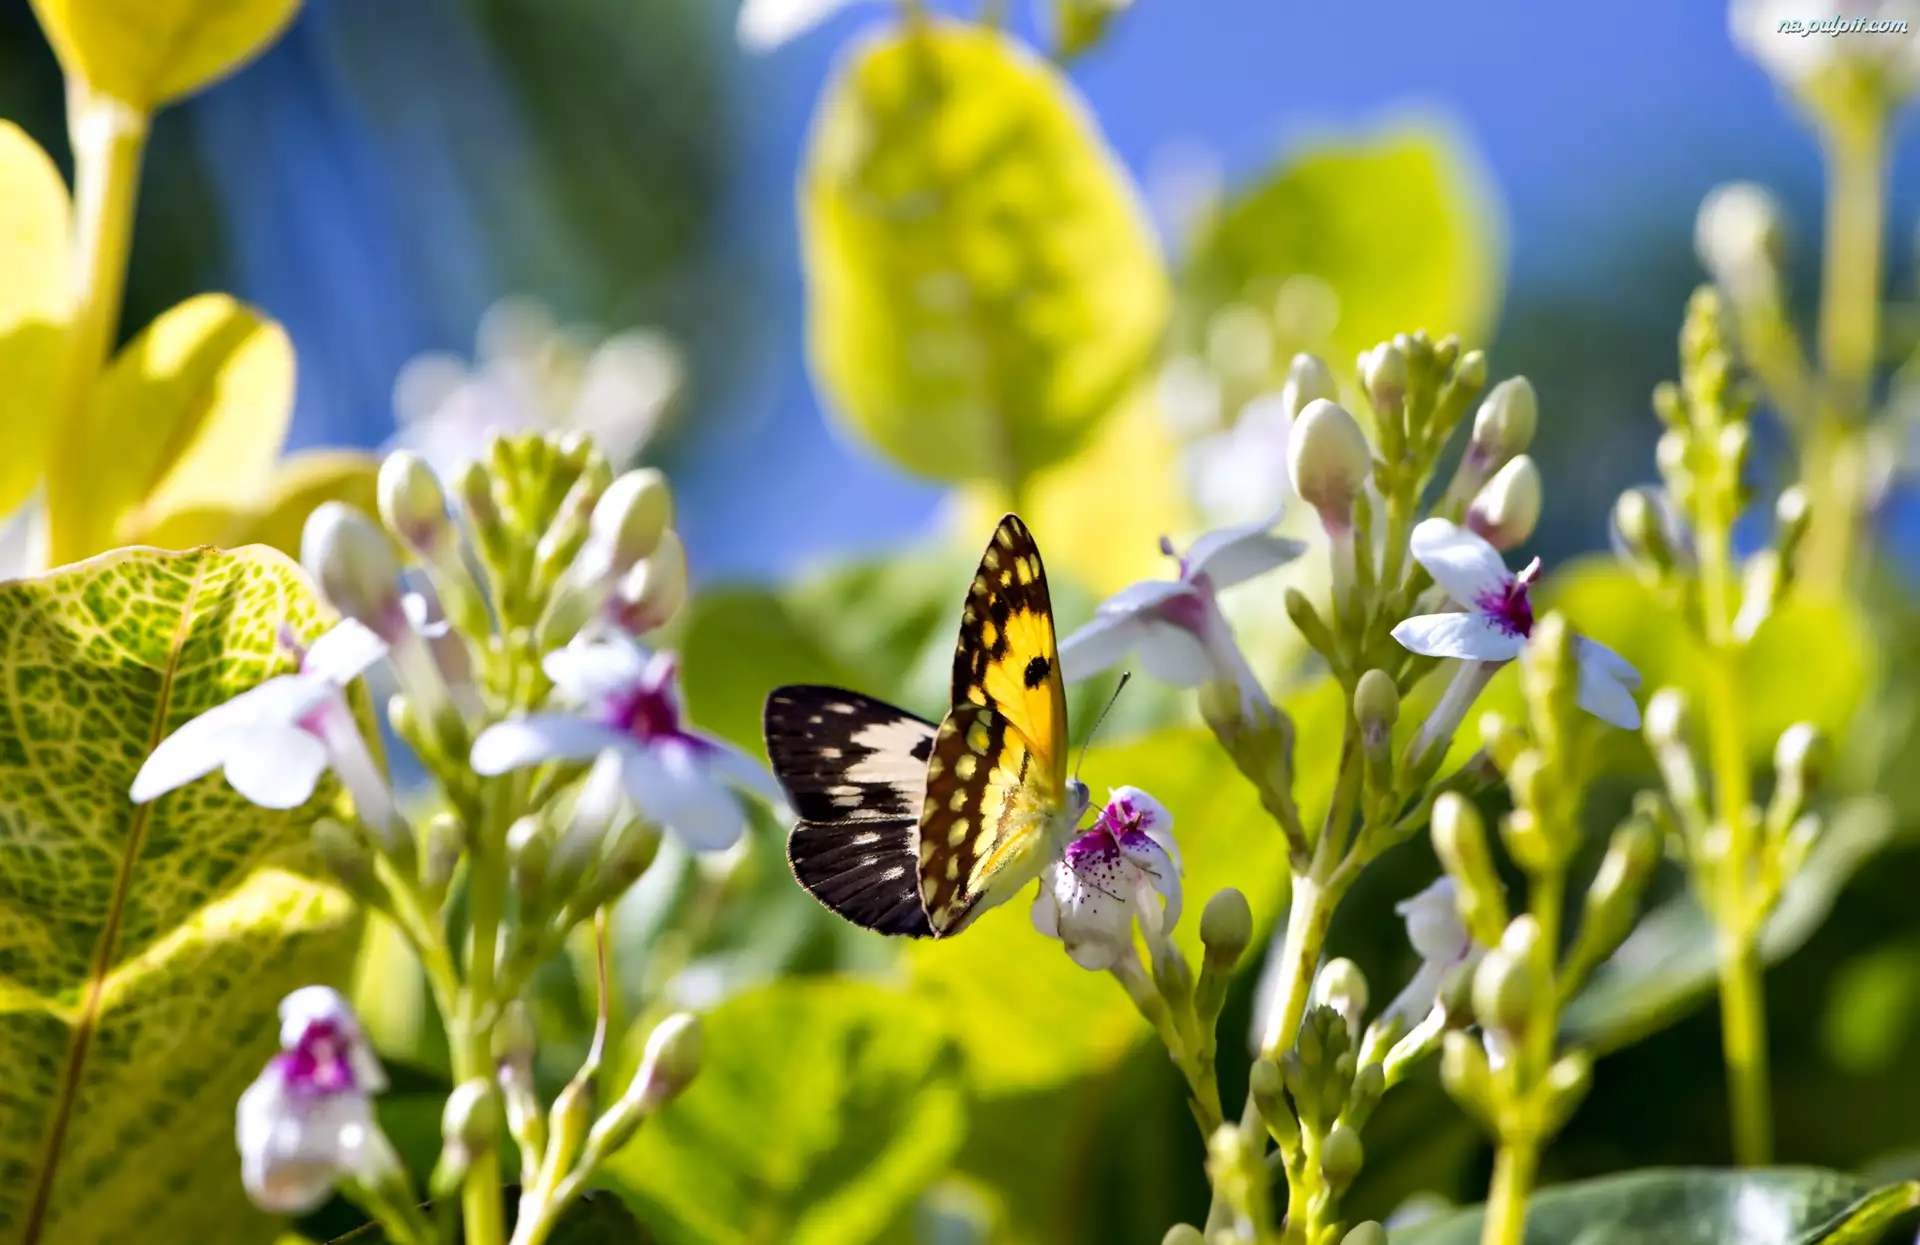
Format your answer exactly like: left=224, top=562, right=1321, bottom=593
left=917, top=514, right=1075, bottom=934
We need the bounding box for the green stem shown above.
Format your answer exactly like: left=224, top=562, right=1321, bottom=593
left=459, top=829, right=509, bottom=1245
left=1802, top=107, right=1885, bottom=595
left=1717, top=930, right=1773, bottom=1166
left=47, top=84, right=148, bottom=566
left=1481, top=1140, right=1540, bottom=1245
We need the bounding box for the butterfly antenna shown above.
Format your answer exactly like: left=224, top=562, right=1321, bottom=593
left=1074, top=672, right=1131, bottom=782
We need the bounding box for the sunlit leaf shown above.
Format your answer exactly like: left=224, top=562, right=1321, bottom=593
left=0, top=121, right=71, bottom=522
left=1394, top=1168, right=1919, bottom=1244
left=1181, top=123, right=1501, bottom=382
left=47, top=293, right=295, bottom=564
left=139, top=449, right=385, bottom=559
left=0, top=545, right=359, bottom=1242
left=802, top=19, right=1169, bottom=489
left=600, top=978, right=967, bottom=1245
left=29, top=0, right=303, bottom=109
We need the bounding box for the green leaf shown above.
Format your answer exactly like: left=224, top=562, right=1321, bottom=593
left=1392, top=1168, right=1920, bottom=1244
left=600, top=978, right=967, bottom=1245
left=801, top=20, right=1169, bottom=489
left=1180, top=123, right=1501, bottom=380
left=0, top=546, right=360, bottom=1242
left=29, top=0, right=303, bottom=109
left=47, top=293, right=295, bottom=564
left=908, top=679, right=1348, bottom=1097
left=0, top=121, right=71, bottom=522
left=1565, top=795, right=1895, bottom=1054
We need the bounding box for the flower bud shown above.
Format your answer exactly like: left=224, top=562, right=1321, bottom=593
left=546, top=1077, right=595, bottom=1178
left=1430, top=793, right=1508, bottom=947
left=1161, top=1227, right=1206, bottom=1245
left=613, top=529, right=688, bottom=634
left=302, top=503, right=405, bottom=637
left=433, top=1078, right=501, bottom=1194
left=1348, top=1062, right=1385, bottom=1126
left=1283, top=587, right=1338, bottom=659
left=635, top=1011, right=703, bottom=1112
left=1774, top=722, right=1828, bottom=794
left=1360, top=341, right=1408, bottom=415
left=1341, top=1223, right=1388, bottom=1245
left=1475, top=377, right=1538, bottom=457
left=420, top=811, right=465, bottom=899
left=1280, top=352, right=1338, bottom=420
left=1355, top=668, right=1399, bottom=759
left=1288, top=399, right=1372, bottom=530
left=1467, top=455, right=1542, bottom=552
left=1439, top=1029, right=1494, bottom=1127
left=1320, top=1122, right=1364, bottom=1195
left=1248, top=1057, right=1298, bottom=1149
left=534, top=456, right=616, bottom=587
left=1695, top=181, right=1786, bottom=301
left=1199, top=887, right=1253, bottom=968
left=1312, top=958, right=1370, bottom=1037
left=451, top=459, right=508, bottom=565
left=1473, top=920, right=1541, bottom=1037
left=378, top=450, right=454, bottom=556
left=1611, top=486, right=1684, bottom=581
left=507, top=815, right=552, bottom=903
left=1540, top=1049, right=1593, bottom=1137
left=587, top=467, right=674, bottom=578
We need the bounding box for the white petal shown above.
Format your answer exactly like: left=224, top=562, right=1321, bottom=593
left=471, top=716, right=628, bottom=774
left=1058, top=612, right=1151, bottom=683
left=1134, top=621, right=1217, bottom=687
left=700, top=737, right=787, bottom=808
left=1577, top=656, right=1643, bottom=731
left=303, top=619, right=389, bottom=685
left=279, top=986, right=356, bottom=1049
left=1184, top=511, right=1308, bottom=591
left=224, top=727, right=330, bottom=809
left=543, top=633, right=650, bottom=705
left=1101, top=578, right=1191, bottom=616
left=1394, top=878, right=1471, bottom=963
left=622, top=742, right=746, bottom=852
left=130, top=703, right=253, bottom=803
left=237, top=1072, right=375, bottom=1214
left=1575, top=635, right=1642, bottom=690
left=1391, top=612, right=1524, bottom=662
left=737, top=0, right=868, bottom=52
left=1030, top=875, right=1062, bottom=939
left=1409, top=518, right=1512, bottom=608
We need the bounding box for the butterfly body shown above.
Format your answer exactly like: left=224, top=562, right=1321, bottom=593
left=764, top=515, right=1088, bottom=937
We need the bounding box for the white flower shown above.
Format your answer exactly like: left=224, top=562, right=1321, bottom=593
left=236, top=987, right=386, bottom=1214
left=1730, top=0, right=1920, bottom=97
left=1390, top=519, right=1642, bottom=730
left=1058, top=514, right=1305, bottom=712
left=469, top=630, right=781, bottom=851
left=1186, top=394, right=1294, bottom=524
left=131, top=620, right=398, bottom=826
left=1378, top=879, right=1477, bottom=1033
left=1031, top=787, right=1182, bottom=971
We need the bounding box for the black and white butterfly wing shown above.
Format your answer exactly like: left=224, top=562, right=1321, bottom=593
left=763, top=685, right=938, bottom=937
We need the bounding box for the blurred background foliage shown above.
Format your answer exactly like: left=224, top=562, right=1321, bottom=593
left=8, top=0, right=1920, bottom=1240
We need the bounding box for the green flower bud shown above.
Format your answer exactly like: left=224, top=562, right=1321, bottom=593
left=1280, top=352, right=1339, bottom=420
left=1717, top=421, right=1751, bottom=478
left=1439, top=1029, right=1495, bottom=1128
left=1467, top=455, right=1542, bottom=552
left=1454, top=349, right=1488, bottom=392
left=1284, top=587, right=1339, bottom=659
left=433, top=1078, right=502, bottom=1194
left=451, top=459, right=509, bottom=566
left=1519, top=612, right=1576, bottom=731
left=1775, top=722, right=1828, bottom=794
left=1199, top=887, right=1253, bottom=968
left=1540, top=1049, right=1594, bottom=1137
left=507, top=815, right=552, bottom=903
left=1612, top=487, right=1681, bottom=582
left=302, top=502, right=405, bottom=637
left=1153, top=941, right=1196, bottom=1012
left=1471, top=377, right=1538, bottom=463
left=1249, top=1057, right=1299, bottom=1149
left=1431, top=793, right=1509, bottom=947
left=1695, top=181, right=1786, bottom=302
left=587, top=467, right=674, bottom=578
left=1161, top=1227, right=1206, bottom=1245
left=1347, top=1062, right=1386, bottom=1129
left=1320, top=1122, right=1364, bottom=1195
left=378, top=450, right=454, bottom=556
left=546, top=1077, right=595, bottom=1177
left=1288, top=399, right=1372, bottom=530
left=1652, top=381, right=1686, bottom=429
left=1360, top=341, right=1409, bottom=416
left=1355, top=668, right=1399, bottom=768
left=1313, top=958, right=1370, bottom=1036
left=613, top=528, right=688, bottom=634
left=420, top=811, right=465, bottom=899
left=1776, top=813, right=1821, bottom=881
left=1341, top=1223, right=1388, bottom=1245
left=313, top=817, right=381, bottom=904
left=1473, top=920, right=1541, bottom=1036
left=534, top=456, right=616, bottom=586
left=1478, top=712, right=1528, bottom=772
left=636, top=1011, right=704, bottom=1111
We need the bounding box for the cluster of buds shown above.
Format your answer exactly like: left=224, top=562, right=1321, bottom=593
left=1432, top=620, right=1659, bottom=1176
left=131, top=430, right=756, bottom=1238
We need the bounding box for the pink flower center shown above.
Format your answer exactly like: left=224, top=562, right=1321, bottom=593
left=1062, top=827, right=1121, bottom=870
left=604, top=655, right=711, bottom=753
left=1475, top=558, right=1541, bottom=638
left=281, top=1019, right=361, bottom=1098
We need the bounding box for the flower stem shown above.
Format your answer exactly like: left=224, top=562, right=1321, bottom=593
left=1802, top=105, right=1885, bottom=596
left=458, top=820, right=510, bottom=1245
left=1481, top=1140, right=1539, bottom=1245
left=1717, top=929, right=1772, bottom=1166
left=47, top=84, right=148, bottom=565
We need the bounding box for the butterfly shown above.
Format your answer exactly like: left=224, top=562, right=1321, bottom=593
left=763, top=514, right=1091, bottom=937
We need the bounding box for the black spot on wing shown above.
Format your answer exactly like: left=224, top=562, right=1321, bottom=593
left=763, top=685, right=937, bottom=823
left=787, top=817, right=934, bottom=937
left=1022, top=654, right=1051, bottom=689
left=950, top=513, right=1055, bottom=707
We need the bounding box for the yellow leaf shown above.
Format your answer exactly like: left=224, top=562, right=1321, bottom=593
left=48, top=293, right=294, bottom=565
left=802, top=20, right=1169, bottom=488
left=29, top=0, right=303, bottom=110
left=0, top=122, right=72, bottom=521
left=954, top=393, right=1192, bottom=597
left=133, top=448, right=382, bottom=559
